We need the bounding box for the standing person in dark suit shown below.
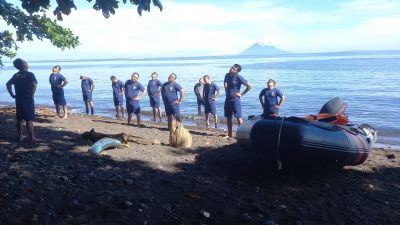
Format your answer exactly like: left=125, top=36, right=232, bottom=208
left=111, top=75, right=125, bottom=118
left=224, top=64, right=252, bottom=137
left=259, top=79, right=285, bottom=118
left=147, top=72, right=163, bottom=122
left=80, top=74, right=96, bottom=115
left=194, top=78, right=204, bottom=115
left=49, top=65, right=68, bottom=118
left=6, top=58, right=38, bottom=143
left=125, top=73, right=146, bottom=126
left=161, top=73, right=184, bottom=131
left=202, top=75, right=220, bottom=128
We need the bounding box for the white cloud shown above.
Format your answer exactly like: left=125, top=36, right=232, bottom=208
left=5, top=0, right=400, bottom=60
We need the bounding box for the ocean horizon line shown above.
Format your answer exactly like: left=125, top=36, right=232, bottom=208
left=3, top=49, right=400, bottom=64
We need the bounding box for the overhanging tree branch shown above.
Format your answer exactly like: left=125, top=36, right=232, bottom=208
left=0, top=0, right=163, bottom=66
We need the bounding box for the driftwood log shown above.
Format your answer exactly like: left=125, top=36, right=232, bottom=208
left=82, top=128, right=159, bottom=145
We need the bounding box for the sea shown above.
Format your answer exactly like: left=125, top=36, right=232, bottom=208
left=1, top=51, right=399, bottom=149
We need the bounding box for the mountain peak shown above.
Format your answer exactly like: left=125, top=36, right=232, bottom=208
left=240, top=43, right=290, bottom=56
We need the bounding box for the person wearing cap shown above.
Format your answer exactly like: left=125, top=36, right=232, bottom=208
left=224, top=64, right=252, bottom=137
left=194, top=78, right=204, bottom=115
left=202, top=75, right=220, bottom=128
left=259, top=79, right=285, bottom=117
left=125, top=72, right=146, bottom=126
left=147, top=72, right=163, bottom=122
left=6, top=58, right=38, bottom=142
left=49, top=65, right=69, bottom=118
left=161, top=73, right=184, bottom=131
left=110, top=75, right=125, bottom=118
left=80, top=74, right=96, bottom=115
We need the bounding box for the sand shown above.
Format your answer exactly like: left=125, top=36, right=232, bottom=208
left=0, top=106, right=399, bottom=225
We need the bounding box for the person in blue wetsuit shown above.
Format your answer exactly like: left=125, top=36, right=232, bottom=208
left=202, top=75, right=220, bottom=129
left=259, top=79, right=285, bottom=117
left=147, top=72, right=163, bottom=122
left=161, top=73, right=184, bottom=131
left=6, top=58, right=38, bottom=143
left=49, top=65, right=69, bottom=118
left=194, top=78, right=204, bottom=115
left=224, top=64, right=252, bottom=137
left=111, top=75, right=125, bottom=118
left=80, top=74, right=96, bottom=115
left=125, top=73, right=146, bottom=126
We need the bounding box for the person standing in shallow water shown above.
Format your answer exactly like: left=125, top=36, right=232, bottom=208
left=259, top=79, right=285, bottom=118
left=224, top=64, right=252, bottom=137
left=202, top=75, right=220, bottom=128
left=49, top=65, right=68, bottom=118
left=194, top=78, right=205, bottom=115
left=147, top=72, right=163, bottom=122
left=110, top=75, right=125, bottom=118
left=161, top=73, right=184, bottom=131
left=125, top=73, right=146, bottom=126
left=6, top=58, right=38, bottom=143
left=80, top=74, right=96, bottom=115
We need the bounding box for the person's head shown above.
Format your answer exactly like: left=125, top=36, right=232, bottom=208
left=110, top=75, right=118, bottom=83
left=52, top=65, right=61, bottom=73
left=131, top=72, right=139, bottom=81
left=203, top=75, right=211, bottom=84
left=229, top=64, right=242, bottom=75
left=13, top=58, right=28, bottom=71
left=151, top=72, right=158, bottom=80
left=168, top=73, right=177, bottom=82
left=80, top=73, right=88, bottom=80
left=267, top=79, right=276, bottom=89
left=199, top=77, right=204, bottom=84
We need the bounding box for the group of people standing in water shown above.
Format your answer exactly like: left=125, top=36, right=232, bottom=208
left=5, top=58, right=285, bottom=142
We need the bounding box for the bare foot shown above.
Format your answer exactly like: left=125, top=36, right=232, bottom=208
left=62, top=115, right=68, bottom=119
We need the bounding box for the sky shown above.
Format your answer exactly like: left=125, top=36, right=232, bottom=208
left=2, top=0, right=400, bottom=60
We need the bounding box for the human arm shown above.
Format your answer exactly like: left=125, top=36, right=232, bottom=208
left=134, top=87, right=147, bottom=100
left=275, top=95, right=286, bottom=109
left=176, top=89, right=184, bottom=104
left=236, top=82, right=253, bottom=97
left=59, top=79, right=68, bottom=88
left=91, top=79, right=96, bottom=91
left=259, top=89, right=264, bottom=106
left=6, top=79, right=16, bottom=99
left=32, top=82, right=37, bottom=98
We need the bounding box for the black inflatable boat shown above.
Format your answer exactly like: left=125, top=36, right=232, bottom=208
left=236, top=116, right=377, bottom=168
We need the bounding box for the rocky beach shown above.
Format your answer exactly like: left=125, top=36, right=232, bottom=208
left=0, top=107, right=399, bottom=225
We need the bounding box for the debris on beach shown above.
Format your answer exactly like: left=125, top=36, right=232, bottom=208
left=82, top=128, right=160, bottom=145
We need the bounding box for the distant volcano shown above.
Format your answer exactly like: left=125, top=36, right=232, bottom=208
left=240, top=43, right=290, bottom=55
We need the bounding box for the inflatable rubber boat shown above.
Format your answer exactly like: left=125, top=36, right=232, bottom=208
left=236, top=97, right=377, bottom=168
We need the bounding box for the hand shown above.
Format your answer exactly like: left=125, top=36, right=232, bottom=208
left=57, top=85, right=63, bottom=88
left=211, top=96, right=216, bottom=101
left=235, top=92, right=242, bottom=97
left=154, top=93, right=160, bottom=97
left=119, top=92, right=123, bottom=96
left=275, top=105, right=280, bottom=109
left=173, top=100, right=181, bottom=104
left=133, top=96, right=140, bottom=101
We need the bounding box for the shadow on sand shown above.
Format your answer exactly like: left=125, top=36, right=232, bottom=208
left=0, top=113, right=399, bottom=225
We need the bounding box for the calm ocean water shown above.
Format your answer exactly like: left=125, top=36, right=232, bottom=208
left=1, top=52, right=399, bottom=149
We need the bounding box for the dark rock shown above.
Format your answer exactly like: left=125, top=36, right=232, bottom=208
left=386, top=154, right=395, bottom=159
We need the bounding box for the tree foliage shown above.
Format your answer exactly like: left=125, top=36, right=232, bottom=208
left=0, top=0, right=163, bottom=66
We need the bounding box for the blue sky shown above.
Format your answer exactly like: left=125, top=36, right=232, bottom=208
left=3, top=0, right=400, bottom=60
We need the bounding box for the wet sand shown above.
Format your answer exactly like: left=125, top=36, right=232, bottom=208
left=0, top=107, right=399, bottom=225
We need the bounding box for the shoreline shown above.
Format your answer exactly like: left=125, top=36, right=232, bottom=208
left=1, top=106, right=400, bottom=224
left=1, top=102, right=399, bottom=150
